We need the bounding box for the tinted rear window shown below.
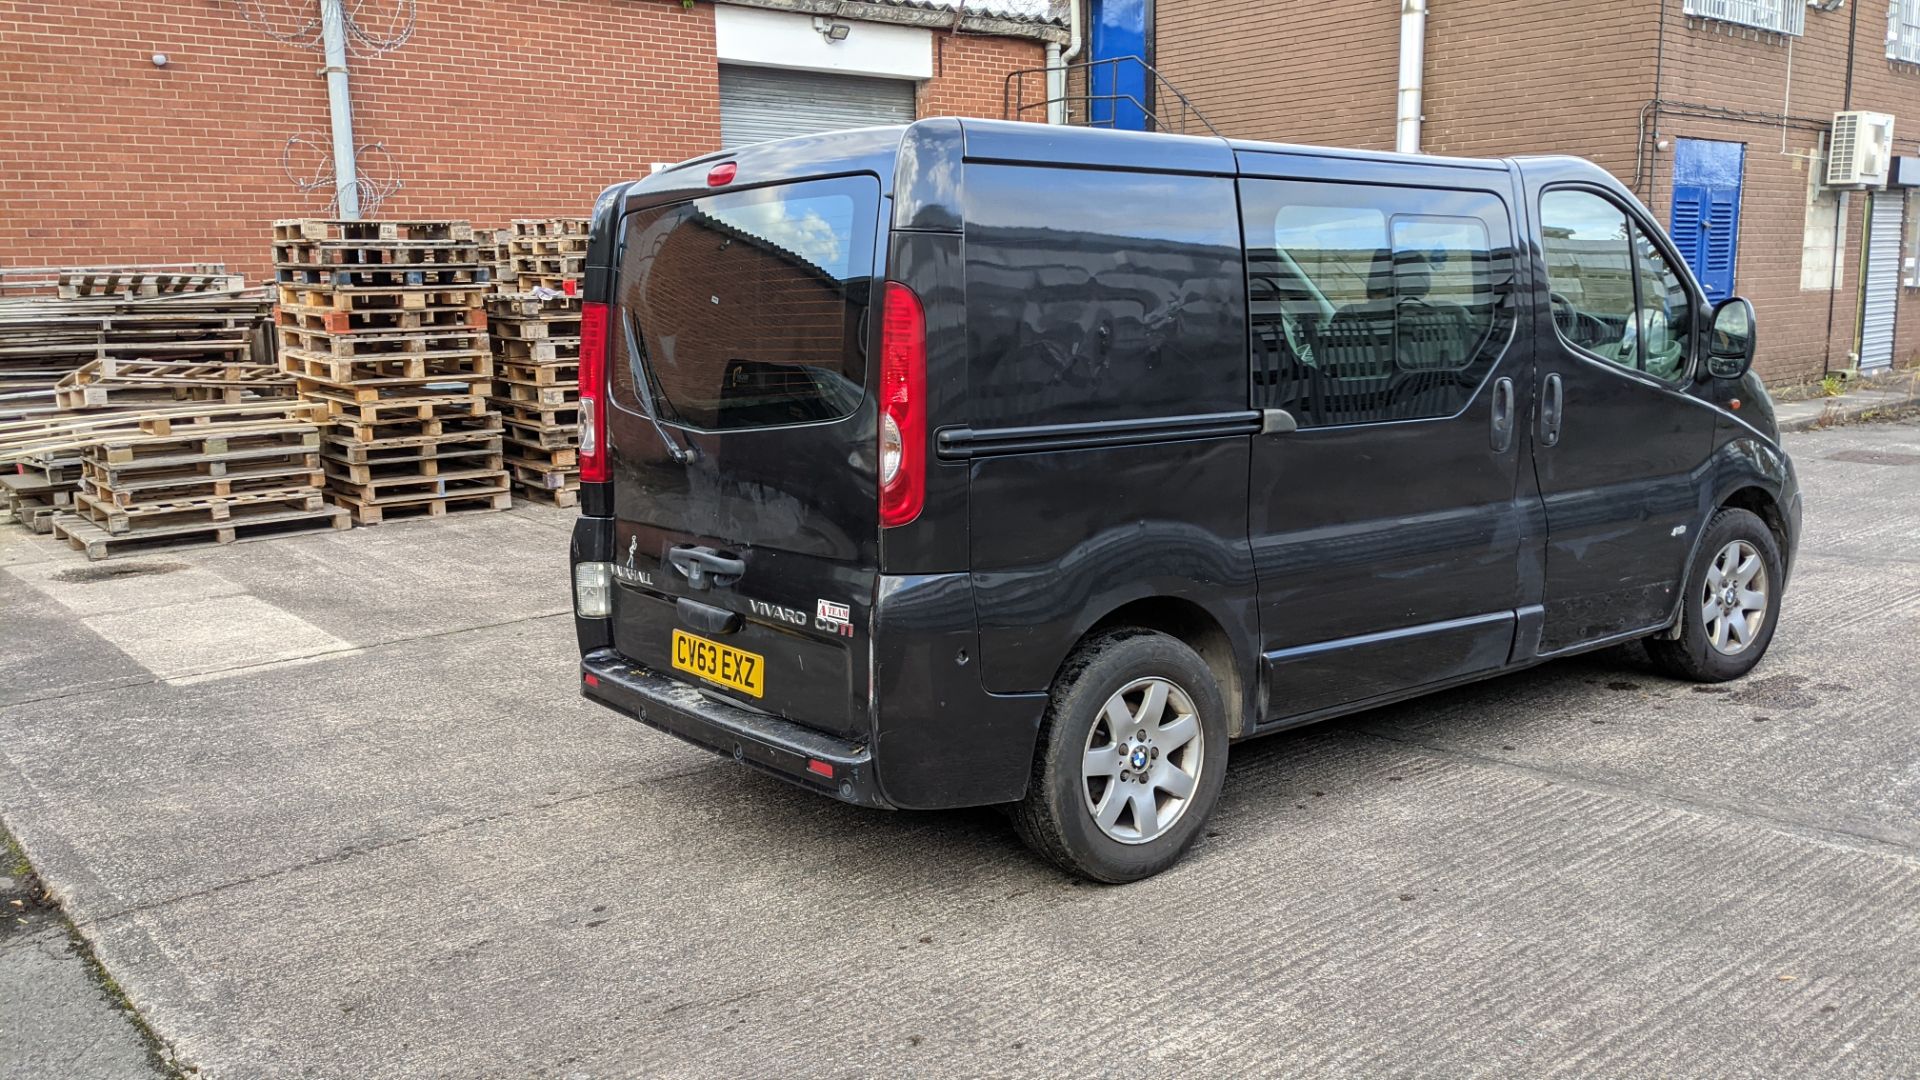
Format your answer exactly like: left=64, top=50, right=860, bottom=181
left=616, top=176, right=878, bottom=431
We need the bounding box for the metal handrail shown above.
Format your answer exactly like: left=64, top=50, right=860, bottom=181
left=1002, top=55, right=1223, bottom=138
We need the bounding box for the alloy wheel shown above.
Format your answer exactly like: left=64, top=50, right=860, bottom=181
left=1080, top=677, right=1205, bottom=845
left=1702, top=539, right=1768, bottom=656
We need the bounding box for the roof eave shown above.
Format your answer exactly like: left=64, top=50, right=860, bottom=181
left=713, top=0, right=1069, bottom=44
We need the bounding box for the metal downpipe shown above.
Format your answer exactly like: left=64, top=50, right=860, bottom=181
left=320, top=0, right=361, bottom=218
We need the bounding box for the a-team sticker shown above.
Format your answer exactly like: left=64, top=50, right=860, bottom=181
left=815, top=599, right=854, bottom=637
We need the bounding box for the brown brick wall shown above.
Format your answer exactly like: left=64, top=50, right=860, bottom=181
left=0, top=1, right=1042, bottom=285
left=1156, top=0, right=1400, bottom=149
left=1153, top=0, right=1920, bottom=382
left=920, top=32, right=1045, bottom=119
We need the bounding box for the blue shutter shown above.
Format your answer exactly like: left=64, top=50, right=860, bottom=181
left=1671, top=139, right=1746, bottom=303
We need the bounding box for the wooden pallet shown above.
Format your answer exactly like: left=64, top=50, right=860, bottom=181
left=74, top=487, right=327, bottom=535
left=279, top=348, right=493, bottom=386
left=302, top=387, right=491, bottom=425
left=320, top=427, right=502, bottom=464
left=328, top=485, right=512, bottom=525
left=278, top=304, right=486, bottom=334
left=510, top=219, right=588, bottom=238
left=83, top=453, right=322, bottom=503
left=275, top=284, right=491, bottom=313
left=276, top=325, right=489, bottom=359
left=51, top=504, right=349, bottom=560
left=56, top=271, right=248, bottom=299
left=274, top=220, right=475, bottom=243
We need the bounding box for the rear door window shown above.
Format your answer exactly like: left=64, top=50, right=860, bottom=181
left=615, top=176, right=879, bottom=431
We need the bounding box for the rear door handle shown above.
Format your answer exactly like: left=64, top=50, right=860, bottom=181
left=667, top=545, right=745, bottom=591
left=1539, top=373, right=1564, bottom=448
left=1489, top=377, right=1515, bottom=452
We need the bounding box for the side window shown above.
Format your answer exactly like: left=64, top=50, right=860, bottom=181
left=1244, top=180, right=1514, bottom=428
left=1541, top=189, right=1693, bottom=383
left=1631, top=224, right=1693, bottom=382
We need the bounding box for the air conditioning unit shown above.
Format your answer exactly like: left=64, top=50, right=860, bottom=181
left=1827, top=111, right=1896, bottom=187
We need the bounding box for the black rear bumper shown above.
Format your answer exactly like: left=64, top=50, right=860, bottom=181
left=579, top=648, right=891, bottom=809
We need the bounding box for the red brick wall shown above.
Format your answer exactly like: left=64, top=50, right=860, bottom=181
left=1157, top=0, right=1401, bottom=149
left=920, top=32, right=1045, bottom=119
left=0, top=0, right=1042, bottom=285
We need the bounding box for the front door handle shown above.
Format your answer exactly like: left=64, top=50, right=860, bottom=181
left=1539, top=373, right=1564, bottom=448
left=667, top=545, right=745, bottom=591
left=1490, top=377, right=1515, bottom=452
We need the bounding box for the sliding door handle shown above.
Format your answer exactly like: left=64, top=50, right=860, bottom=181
left=1489, top=377, right=1515, bottom=452
left=1539, top=373, right=1564, bottom=448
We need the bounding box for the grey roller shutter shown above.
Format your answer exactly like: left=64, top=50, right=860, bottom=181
left=1861, top=192, right=1903, bottom=371
left=719, top=66, right=917, bottom=150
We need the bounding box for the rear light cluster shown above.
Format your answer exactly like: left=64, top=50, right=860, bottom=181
left=578, top=300, right=611, bottom=483
left=878, top=282, right=926, bottom=528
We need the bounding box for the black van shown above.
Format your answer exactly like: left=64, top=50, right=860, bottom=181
left=568, top=119, right=1801, bottom=882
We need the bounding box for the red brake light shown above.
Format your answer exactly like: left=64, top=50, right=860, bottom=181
left=878, top=282, right=926, bottom=528
left=578, top=300, right=610, bottom=483
left=707, top=162, right=737, bottom=187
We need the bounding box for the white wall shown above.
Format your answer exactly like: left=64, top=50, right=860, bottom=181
left=714, top=4, right=934, bottom=81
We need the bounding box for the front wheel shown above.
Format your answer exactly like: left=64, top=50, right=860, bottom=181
left=1011, top=630, right=1229, bottom=883
left=1646, top=507, right=1784, bottom=682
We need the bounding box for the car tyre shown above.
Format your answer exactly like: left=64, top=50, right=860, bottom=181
left=1011, top=630, right=1229, bottom=883
left=1645, top=507, right=1784, bottom=683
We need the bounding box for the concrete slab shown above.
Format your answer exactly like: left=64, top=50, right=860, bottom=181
left=1, top=421, right=1917, bottom=1076
left=1, top=928, right=162, bottom=1080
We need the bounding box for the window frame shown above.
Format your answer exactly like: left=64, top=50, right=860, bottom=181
left=1682, top=0, right=1805, bottom=36
left=1893, top=0, right=1920, bottom=64
left=1240, top=177, right=1520, bottom=431
left=1539, top=183, right=1704, bottom=388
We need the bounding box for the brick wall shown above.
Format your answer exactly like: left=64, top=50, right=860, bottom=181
left=919, top=31, right=1044, bottom=119
left=1650, top=4, right=1920, bottom=380
left=0, top=0, right=1042, bottom=285
left=1156, top=0, right=1400, bottom=149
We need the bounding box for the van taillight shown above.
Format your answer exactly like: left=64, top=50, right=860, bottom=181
left=878, top=282, right=925, bottom=528
left=578, top=300, right=610, bottom=483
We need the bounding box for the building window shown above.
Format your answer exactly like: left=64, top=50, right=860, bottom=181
left=1683, top=0, right=1805, bottom=36
left=1892, top=0, right=1920, bottom=64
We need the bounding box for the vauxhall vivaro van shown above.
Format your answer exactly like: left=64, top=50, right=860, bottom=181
left=568, top=119, right=1801, bottom=882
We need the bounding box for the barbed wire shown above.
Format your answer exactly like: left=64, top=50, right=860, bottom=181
left=282, top=134, right=403, bottom=215
left=236, top=0, right=416, bottom=57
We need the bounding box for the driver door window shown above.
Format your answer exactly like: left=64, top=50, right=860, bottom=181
left=1541, top=189, right=1692, bottom=383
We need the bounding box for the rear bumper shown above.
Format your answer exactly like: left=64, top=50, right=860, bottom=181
left=579, top=648, right=891, bottom=809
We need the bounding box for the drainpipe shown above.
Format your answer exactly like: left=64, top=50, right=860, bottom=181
left=1395, top=0, right=1427, bottom=154
left=1049, top=0, right=1086, bottom=125
left=320, top=0, right=361, bottom=218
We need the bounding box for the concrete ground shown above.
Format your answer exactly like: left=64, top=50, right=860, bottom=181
left=3, top=422, right=1919, bottom=1078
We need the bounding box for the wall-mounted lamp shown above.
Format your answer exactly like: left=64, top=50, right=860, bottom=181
left=1807, top=0, right=1845, bottom=13
left=1656, top=138, right=1673, bottom=152
left=151, top=52, right=170, bottom=67
left=812, top=16, right=852, bottom=42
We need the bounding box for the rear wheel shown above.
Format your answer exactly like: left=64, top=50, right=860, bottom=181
left=1011, top=631, right=1229, bottom=883
left=1646, top=507, right=1783, bottom=682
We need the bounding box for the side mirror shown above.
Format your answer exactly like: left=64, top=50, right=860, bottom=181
left=1706, top=297, right=1757, bottom=380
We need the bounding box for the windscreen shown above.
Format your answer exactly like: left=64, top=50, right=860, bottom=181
left=615, top=175, right=879, bottom=431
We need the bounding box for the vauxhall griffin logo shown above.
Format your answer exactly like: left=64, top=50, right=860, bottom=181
left=612, top=535, right=652, bottom=587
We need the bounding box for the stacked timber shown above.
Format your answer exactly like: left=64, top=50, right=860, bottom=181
left=477, top=228, right=514, bottom=293
left=484, top=293, right=581, bottom=506
left=272, top=219, right=510, bottom=524
left=2, top=399, right=344, bottom=557
left=0, top=269, right=271, bottom=423
left=508, top=219, right=588, bottom=291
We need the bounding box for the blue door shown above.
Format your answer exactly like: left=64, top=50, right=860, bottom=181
left=1670, top=138, right=1745, bottom=303
left=1088, top=0, right=1151, bottom=131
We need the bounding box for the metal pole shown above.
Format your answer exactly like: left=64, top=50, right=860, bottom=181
left=1395, top=0, right=1428, bottom=155
left=320, top=0, right=361, bottom=218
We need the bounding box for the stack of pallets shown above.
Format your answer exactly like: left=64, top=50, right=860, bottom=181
left=508, top=219, right=588, bottom=291
left=477, top=228, right=514, bottom=293
left=485, top=293, right=581, bottom=506
left=272, top=219, right=511, bottom=524
left=0, top=270, right=271, bottom=423
left=50, top=400, right=344, bottom=559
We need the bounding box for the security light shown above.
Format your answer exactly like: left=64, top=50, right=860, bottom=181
left=812, top=16, right=852, bottom=42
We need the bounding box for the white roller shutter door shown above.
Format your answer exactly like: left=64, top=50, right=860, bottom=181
left=719, top=66, right=917, bottom=150
left=1860, top=192, right=1904, bottom=372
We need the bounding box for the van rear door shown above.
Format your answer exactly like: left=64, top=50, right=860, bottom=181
left=604, top=174, right=882, bottom=740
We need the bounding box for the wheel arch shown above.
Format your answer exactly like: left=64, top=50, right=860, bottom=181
left=1718, top=484, right=1789, bottom=561
left=1080, top=596, right=1252, bottom=739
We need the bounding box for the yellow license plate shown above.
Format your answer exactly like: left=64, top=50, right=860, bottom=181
left=671, top=629, right=765, bottom=698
